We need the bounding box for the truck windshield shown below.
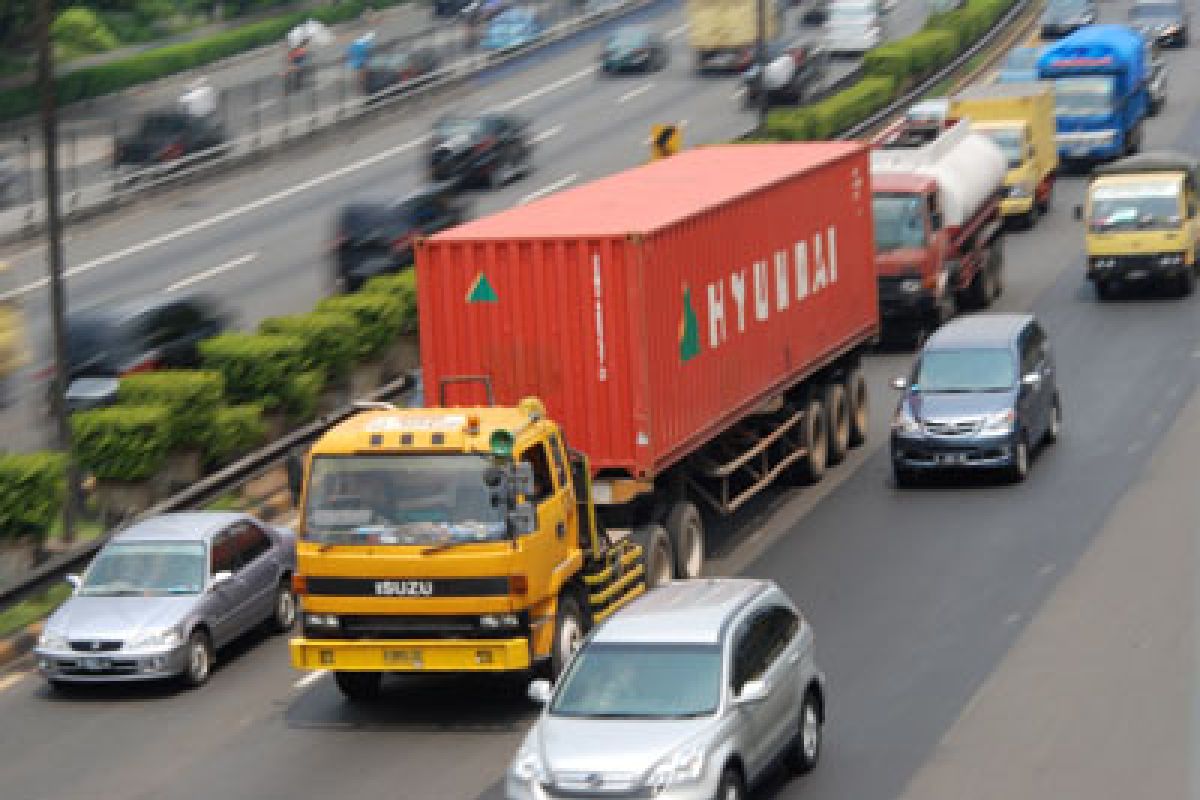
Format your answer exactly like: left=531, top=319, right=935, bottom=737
left=551, top=643, right=722, bottom=719
left=980, top=127, right=1025, bottom=169
left=304, top=454, right=507, bottom=545
left=1052, top=76, right=1114, bottom=116
left=915, top=348, right=1016, bottom=393
left=1089, top=180, right=1182, bottom=230
left=873, top=194, right=926, bottom=252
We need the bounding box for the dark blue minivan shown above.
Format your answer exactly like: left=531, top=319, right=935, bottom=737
left=889, top=314, right=1061, bottom=485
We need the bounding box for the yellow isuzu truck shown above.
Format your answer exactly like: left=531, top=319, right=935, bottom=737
left=289, top=398, right=646, bottom=700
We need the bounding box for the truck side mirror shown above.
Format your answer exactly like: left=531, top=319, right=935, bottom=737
left=930, top=211, right=943, bottom=231
left=508, top=462, right=535, bottom=498
left=507, top=502, right=537, bottom=536
left=1073, top=205, right=1083, bottom=221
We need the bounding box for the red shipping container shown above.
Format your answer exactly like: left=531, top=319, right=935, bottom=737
left=417, top=143, right=878, bottom=481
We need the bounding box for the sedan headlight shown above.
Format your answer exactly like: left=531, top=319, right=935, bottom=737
left=38, top=630, right=69, bottom=650
left=130, top=628, right=182, bottom=649
left=646, top=744, right=705, bottom=794
left=980, top=409, right=1015, bottom=435
left=891, top=406, right=921, bottom=435
left=510, top=745, right=548, bottom=783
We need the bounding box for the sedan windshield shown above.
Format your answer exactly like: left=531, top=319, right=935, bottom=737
left=916, top=348, right=1016, bottom=393
left=873, top=194, right=926, bottom=252
left=551, top=643, right=722, bottom=719
left=81, top=541, right=205, bottom=596
left=1053, top=76, right=1114, bottom=116
left=1089, top=181, right=1181, bottom=230
left=304, top=454, right=507, bottom=545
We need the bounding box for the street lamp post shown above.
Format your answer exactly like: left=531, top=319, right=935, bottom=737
left=35, top=0, right=79, bottom=543
left=756, top=0, right=769, bottom=131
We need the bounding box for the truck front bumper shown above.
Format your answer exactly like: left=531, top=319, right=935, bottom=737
left=878, top=277, right=940, bottom=322
left=290, top=636, right=532, bottom=672
left=1087, top=254, right=1189, bottom=283
left=1000, top=196, right=1034, bottom=217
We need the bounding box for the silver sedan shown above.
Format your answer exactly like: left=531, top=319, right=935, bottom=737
left=35, top=512, right=295, bottom=689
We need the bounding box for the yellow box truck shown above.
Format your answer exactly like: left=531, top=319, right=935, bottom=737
left=949, top=82, right=1057, bottom=228
left=687, top=0, right=782, bottom=72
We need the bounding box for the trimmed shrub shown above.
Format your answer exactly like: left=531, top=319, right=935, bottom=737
left=117, top=370, right=224, bottom=448
left=362, top=271, right=418, bottom=333
left=316, top=292, right=406, bottom=360
left=52, top=8, right=119, bottom=55
left=201, top=405, right=267, bottom=465
left=862, top=44, right=914, bottom=81
left=0, top=453, right=67, bottom=540
left=287, top=370, right=326, bottom=423
left=199, top=333, right=309, bottom=411
left=904, top=29, right=960, bottom=74
left=260, top=312, right=358, bottom=383
left=765, top=107, right=816, bottom=141
left=72, top=406, right=171, bottom=481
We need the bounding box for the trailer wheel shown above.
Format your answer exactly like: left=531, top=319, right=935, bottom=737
left=823, top=383, right=850, bottom=466
left=630, top=524, right=673, bottom=589
left=665, top=501, right=705, bottom=580
left=794, top=395, right=828, bottom=484
left=844, top=367, right=869, bottom=448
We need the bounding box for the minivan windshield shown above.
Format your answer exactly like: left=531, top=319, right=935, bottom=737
left=551, top=643, right=722, bottom=719
left=915, top=348, right=1016, bottom=392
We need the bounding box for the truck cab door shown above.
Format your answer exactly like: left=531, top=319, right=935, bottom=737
left=517, top=440, right=575, bottom=595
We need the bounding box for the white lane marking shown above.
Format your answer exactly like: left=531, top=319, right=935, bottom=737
left=532, top=124, right=564, bottom=143
left=520, top=173, right=578, bottom=204
left=2, top=67, right=599, bottom=302
left=164, top=253, right=258, bottom=293
left=617, top=83, right=655, bottom=104
left=294, top=669, right=328, bottom=689
left=0, top=673, right=26, bottom=693
left=1004, top=613, right=1021, bottom=625
left=665, top=22, right=689, bottom=39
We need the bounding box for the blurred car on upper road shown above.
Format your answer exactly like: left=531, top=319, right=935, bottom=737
left=600, top=25, right=670, bottom=73
left=0, top=260, right=25, bottom=408
left=905, top=97, right=949, bottom=125
left=890, top=313, right=1060, bottom=486
left=506, top=578, right=826, bottom=800
left=332, top=186, right=469, bottom=291
left=1128, top=0, right=1190, bottom=47
left=361, top=47, right=441, bottom=99
left=996, top=45, right=1044, bottom=83
left=113, top=110, right=227, bottom=171
left=428, top=112, right=533, bottom=188
left=35, top=512, right=296, bottom=689
left=740, top=41, right=830, bottom=105
left=482, top=6, right=544, bottom=52
left=1039, top=0, right=1098, bottom=39
left=822, top=1, right=884, bottom=55
left=0, top=152, right=16, bottom=206
left=434, top=0, right=477, bottom=16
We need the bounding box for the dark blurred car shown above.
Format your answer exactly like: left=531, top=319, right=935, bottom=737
left=434, top=0, right=475, bottom=16
left=600, top=25, right=669, bottom=73
left=0, top=153, right=16, bottom=206
left=802, top=0, right=830, bottom=25
left=428, top=113, right=532, bottom=188
left=361, top=48, right=441, bottom=99
left=332, top=186, right=469, bottom=292
left=1128, top=0, right=1189, bottom=47
left=481, top=6, right=543, bottom=52
left=741, top=41, right=829, bottom=105
left=58, top=295, right=229, bottom=412
left=113, top=111, right=227, bottom=171
left=1039, top=0, right=1098, bottom=39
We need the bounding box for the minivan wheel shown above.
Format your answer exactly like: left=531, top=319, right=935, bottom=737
left=1009, top=434, right=1030, bottom=483
left=716, top=766, right=746, bottom=800
left=787, top=691, right=823, bottom=774
left=1044, top=395, right=1062, bottom=445
left=180, top=630, right=214, bottom=688
left=268, top=581, right=296, bottom=633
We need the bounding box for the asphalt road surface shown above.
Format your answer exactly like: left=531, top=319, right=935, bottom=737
left=4, top=1, right=1200, bottom=799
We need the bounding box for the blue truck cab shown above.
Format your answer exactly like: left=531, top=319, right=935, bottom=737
left=1037, top=25, right=1150, bottom=162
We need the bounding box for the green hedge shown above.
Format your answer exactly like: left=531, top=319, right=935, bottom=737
left=117, top=370, right=224, bottom=448
left=199, top=332, right=310, bottom=411
left=0, top=0, right=403, bottom=122
left=0, top=453, right=67, bottom=540
left=361, top=271, right=418, bottom=334
left=72, top=406, right=171, bottom=481
left=260, top=312, right=358, bottom=383
left=287, top=370, right=325, bottom=422
left=316, top=292, right=406, bottom=359
left=201, top=404, right=267, bottom=465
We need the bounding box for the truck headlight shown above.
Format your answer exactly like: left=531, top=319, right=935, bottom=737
left=899, top=277, right=922, bottom=293
left=305, top=614, right=340, bottom=628
left=980, top=409, right=1015, bottom=435
left=479, top=613, right=521, bottom=629
left=1159, top=253, right=1185, bottom=266
left=891, top=406, right=921, bottom=435
left=37, top=629, right=69, bottom=650
left=131, top=628, right=182, bottom=649
left=646, top=744, right=705, bottom=793
left=1091, top=258, right=1116, bottom=270
left=1008, top=181, right=1034, bottom=199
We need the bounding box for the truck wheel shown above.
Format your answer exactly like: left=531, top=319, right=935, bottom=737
left=630, top=524, right=673, bottom=589
left=1095, top=279, right=1116, bottom=302
left=823, top=382, right=850, bottom=466
left=335, top=671, right=382, bottom=702
left=795, top=396, right=828, bottom=484
left=1021, top=201, right=1039, bottom=230
left=844, top=367, right=869, bottom=448
left=1176, top=267, right=1195, bottom=297
left=551, top=593, right=587, bottom=679
left=665, top=501, right=705, bottom=580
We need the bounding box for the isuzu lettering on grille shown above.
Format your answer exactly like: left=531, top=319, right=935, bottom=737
left=374, top=580, right=435, bottom=597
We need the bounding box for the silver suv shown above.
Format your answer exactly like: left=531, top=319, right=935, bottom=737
left=505, top=579, right=826, bottom=800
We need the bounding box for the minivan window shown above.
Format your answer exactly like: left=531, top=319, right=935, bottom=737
left=915, top=348, right=1016, bottom=392
left=551, top=643, right=722, bottom=718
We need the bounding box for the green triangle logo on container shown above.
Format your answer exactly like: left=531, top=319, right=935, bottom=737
left=679, top=284, right=700, bottom=362
left=466, top=271, right=498, bottom=304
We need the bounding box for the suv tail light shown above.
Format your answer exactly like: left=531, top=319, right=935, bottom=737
left=474, top=135, right=497, bottom=154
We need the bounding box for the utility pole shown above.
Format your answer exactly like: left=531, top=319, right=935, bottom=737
left=756, top=0, right=769, bottom=132
left=36, top=0, right=79, bottom=544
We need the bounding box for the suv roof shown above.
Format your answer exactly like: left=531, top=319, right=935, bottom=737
left=924, top=313, right=1035, bottom=350
left=591, top=578, right=772, bottom=645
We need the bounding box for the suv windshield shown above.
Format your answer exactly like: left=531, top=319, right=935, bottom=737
left=81, top=541, right=205, bottom=596
left=551, top=643, right=722, bottom=719
left=916, top=348, right=1016, bottom=392
left=304, top=454, right=507, bottom=545
left=873, top=194, right=926, bottom=252
left=1089, top=180, right=1182, bottom=230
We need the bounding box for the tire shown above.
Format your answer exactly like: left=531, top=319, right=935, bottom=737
left=550, top=592, right=587, bottom=679
left=180, top=629, right=214, bottom=688
left=268, top=580, right=297, bottom=634
left=716, top=766, right=746, bottom=800
left=1176, top=267, right=1195, bottom=297
left=1043, top=394, right=1061, bottom=445
left=630, top=523, right=673, bottom=589
left=787, top=690, right=823, bottom=775
left=893, top=464, right=918, bottom=489
left=1008, top=433, right=1030, bottom=483
left=334, top=671, right=382, bottom=702
left=795, top=395, right=828, bottom=484
left=823, top=382, right=850, bottom=466
left=844, top=367, right=869, bottom=448
left=1095, top=279, right=1116, bottom=302
left=665, top=501, right=705, bottom=580
left=1021, top=202, right=1039, bottom=230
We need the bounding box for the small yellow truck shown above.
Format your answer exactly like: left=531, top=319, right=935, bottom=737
left=949, top=82, right=1058, bottom=227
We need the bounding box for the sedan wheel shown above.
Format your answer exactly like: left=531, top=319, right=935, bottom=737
left=269, top=581, right=297, bottom=633
left=717, top=767, right=746, bottom=800
left=181, top=630, right=214, bottom=688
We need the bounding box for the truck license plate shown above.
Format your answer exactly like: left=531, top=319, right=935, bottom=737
left=383, top=649, right=423, bottom=667
left=1070, top=146, right=1091, bottom=157
left=81, top=657, right=107, bottom=671
left=937, top=453, right=966, bottom=465
left=1126, top=269, right=1148, bottom=280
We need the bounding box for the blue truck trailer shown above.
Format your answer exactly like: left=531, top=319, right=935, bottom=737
left=1037, top=25, right=1150, bottom=162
